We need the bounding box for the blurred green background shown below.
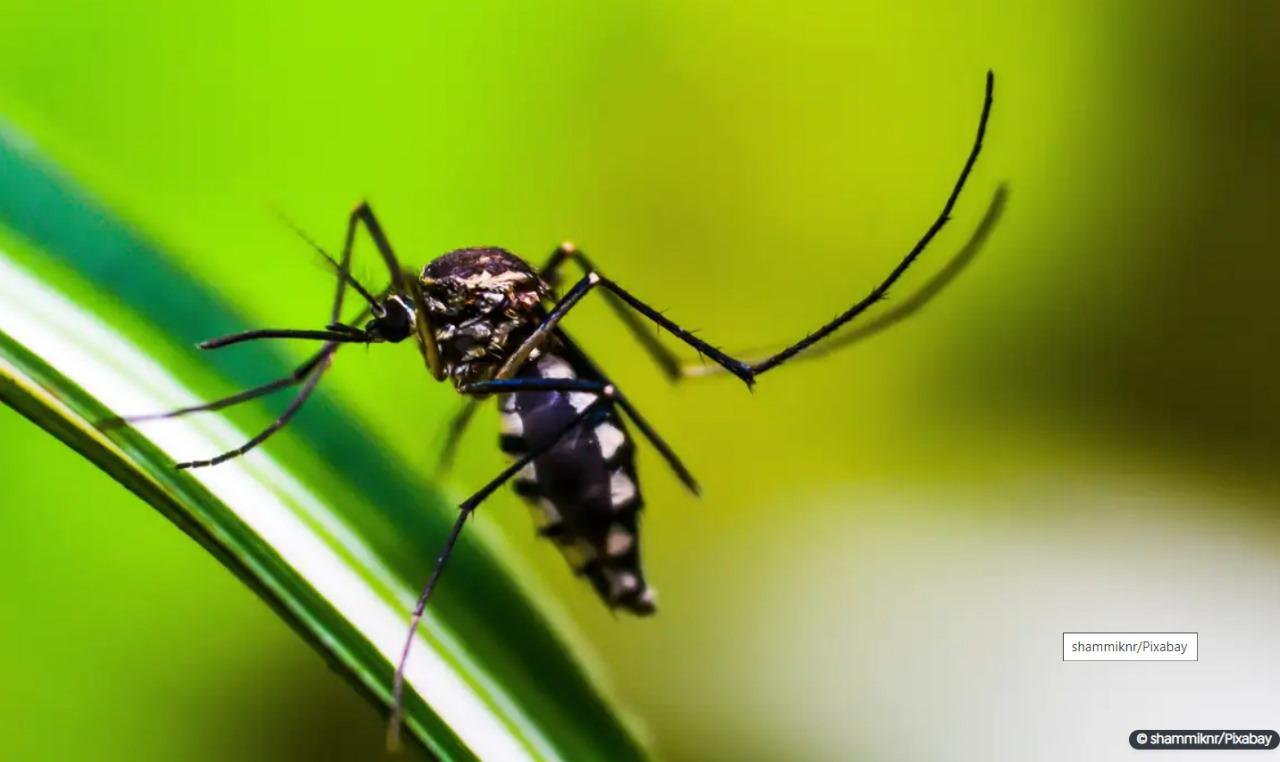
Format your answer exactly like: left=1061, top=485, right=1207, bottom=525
left=1, top=2, right=1277, bottom=760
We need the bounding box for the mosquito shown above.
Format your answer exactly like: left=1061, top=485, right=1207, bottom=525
left=109, top=71, right=994, bottom=748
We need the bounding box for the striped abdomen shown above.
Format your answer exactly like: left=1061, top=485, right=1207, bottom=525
left=499, top=353, right=656, bottom=615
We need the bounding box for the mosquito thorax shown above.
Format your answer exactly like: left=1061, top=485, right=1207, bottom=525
left=418, top=247, right=549, bottom=385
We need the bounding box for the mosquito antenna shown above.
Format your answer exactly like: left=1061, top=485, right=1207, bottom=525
left=274, top=209, right=383, bottom=311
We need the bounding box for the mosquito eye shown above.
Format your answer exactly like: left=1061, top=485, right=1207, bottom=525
left=372, top=298, right=413, bottom=342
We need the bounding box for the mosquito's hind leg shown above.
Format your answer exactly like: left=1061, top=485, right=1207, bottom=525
left=555, top=330, right=700, bottom=495
left=387, top=387, right=615, bottom=751
left=681, top=183, right=1009, bottom=378
left=526, top=72, right=994, bottom=388
left=538, top=242, right=684, bottom=381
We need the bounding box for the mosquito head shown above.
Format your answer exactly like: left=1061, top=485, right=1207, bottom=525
left=364, top=294, right=416, bottom=343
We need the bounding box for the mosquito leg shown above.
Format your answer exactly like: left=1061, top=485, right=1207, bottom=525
left=152, top=202, right=422, bottom=467
left=489, top=272, right=695, bottom=385
left=434, top=399, right=481, bottom=478
left=520, top=71, right=994, bottom=388
left=177, top=208, right=368, bottom=461
left=195, top=203, right=386, bottom=354
left=498, top=271, right=753, bottom=384
left=538, top=243, right=683, bottom=381
left=100, top=345, right=336, bottom=429
left=174, top=355, right=332, bottom=469
left=680, top=183, right=1009, bottom=378
left=344, top=201, right=445, bottom=380
left=476, top=338, right=700, bottom=494
left=807, top=184, right=1007, bottom=355
left=589, top=276, right=756, bottom=384
left=746, top=70, right=994, bottom=375
left=457, top=376, right=687, bottom=510
left=611, top=396, right=698, bottom=494
left=522, top=70, right=998, bottom=386
left=555, top=330, right=699, bottom=494
left=536, top=242, right=580, bottom=290
left=459, top=377, right=612, bottom=395
left=387, top=393, right=613, bottom=751
left=344, top=201, right=407, bottom=293
left=115, top=210, right=375, bottom=455
left=109, top=248, right=367, bottom=429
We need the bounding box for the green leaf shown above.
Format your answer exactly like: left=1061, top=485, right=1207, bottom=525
left=0, top=122, right=647, bottom=760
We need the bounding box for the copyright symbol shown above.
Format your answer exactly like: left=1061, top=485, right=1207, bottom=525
left=1136, top=733, right=1148, bottom=745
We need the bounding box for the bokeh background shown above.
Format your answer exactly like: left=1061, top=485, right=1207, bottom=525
left=1, top=2, right=1278, bottom=760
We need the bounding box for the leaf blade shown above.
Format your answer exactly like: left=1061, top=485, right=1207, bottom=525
left=0, top=121, right=648, bottom=760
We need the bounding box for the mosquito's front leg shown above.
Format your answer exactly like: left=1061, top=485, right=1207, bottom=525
left=680, top=184, right=1009, bottom=378
left=174, top=355, right=332, bottom=469
left=343, top=201, right=446, bottom=381
left=98, top=209, right=386, bottom=455
left=101, top=345, right=338, bottom=429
